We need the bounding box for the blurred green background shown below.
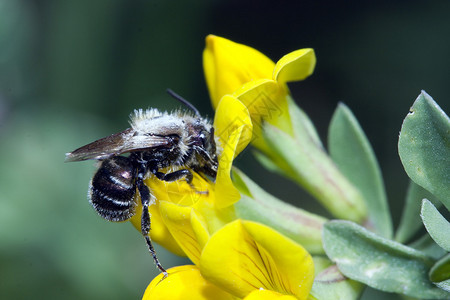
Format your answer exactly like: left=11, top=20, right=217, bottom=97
left=0, top=0, right=449, bottom=299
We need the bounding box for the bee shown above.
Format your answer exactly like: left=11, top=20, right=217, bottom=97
left=65, top=90, right=218, bottom=277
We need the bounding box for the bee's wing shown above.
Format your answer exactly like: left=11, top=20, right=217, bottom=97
left=65, top=128, right=170, bottom=162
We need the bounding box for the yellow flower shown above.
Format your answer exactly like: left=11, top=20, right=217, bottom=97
left=139, top=100, right=314, bottom=297
left=143, top=220, right=314, bottom=300
left=130, top=95, right=252, bottom=256
left=142, top=265, right=236, bottom=300
left=203, top=35, right=316, bottom=137
left=203, top=35, right=367, bottom=225
left=200, top=220, right=314, bottom=300
left=244, top=290, right=298, bottom=300
left=129, top=171, right=214, bottom=256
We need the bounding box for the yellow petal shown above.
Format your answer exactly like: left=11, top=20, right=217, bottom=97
left=200, top=220, right=314, bottom=300
left=147, top=171, right=210, bottom=207
left=159, top=201, right=210, bottom=265
left=193, top=198, right=237, bottom=234
left=273, top=49, right=316, bottom=84
left=214, top=95, right=252, bottom=208
left=130, top=201, right=185, bottom=257
left=204, top=35, right=275, bottom=108
left=233, top=79, right=292, bottom=135
left=214, top=95, right=253, bottom=158
left=244, top=289, right=298, bottom=300
left=241, top=221, right=314, bottom=299
left=143, top=265, right=236, bottom=300
left=129, top=171, right=214, bottom=257
left=215, top=124, right=246, bottom=208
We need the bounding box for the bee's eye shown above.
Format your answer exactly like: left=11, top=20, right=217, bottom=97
left=199, top=133, right=207, bottom=147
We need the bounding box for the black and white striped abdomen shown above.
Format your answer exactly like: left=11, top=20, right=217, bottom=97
left=89, top=156, right=137, bottom=222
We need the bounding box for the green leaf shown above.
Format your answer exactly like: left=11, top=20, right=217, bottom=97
left=421, top=199, right=450, bottom=252
left=232, top=168, right=326, bottom=254
left=398, top=91, right=450, bottom=210
left=328, top=103, right=392, bottom=238
left=436, top=281, right=450, bottom=293
left=323, top=220, right=450, bottom=299
left=430, top=254, right=450, bottom=292
left=260, top=102, right=367, bottom=223
left=409, top=234, right=447, bottom=260
left=288, top=96, right=323, bottom=149
left=310, top=265, right=364, bottom=300
left=253, top=97, right=324, bottom=182
left=395, top=181, right=441, bottom=243
left=312, top=256, right=333, bottom=275
left=252, top=150, right=294, bottom=180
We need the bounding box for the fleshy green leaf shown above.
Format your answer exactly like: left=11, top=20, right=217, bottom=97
left=430, top=254, right=450, bottom=292
left=310, top=265, right=364, bottom=300
left=421, top=199, right=450, bottom=252
left=312, top=256, right=333, bottom=275
left=328, top=103, right=391, bottom=238
left=409, top=234, right=447, bottom=260
left=233, top=168, right=326, bottom=254
left=288, top=97, right=323, bottom=149
left=252, top=97, right=323, bottom=183
left=395, top=181, right=441, bottom=243
left=398, top=91, right=450, bottom=210
left=262, top=123, right=367, bottom=222
left=436, top=281, right=450, bottom=293
left=260, top=101, right=367, bottom=222
left=323, top=220, right=450, bottom=299
left=252, top=150, right=290, bottom=179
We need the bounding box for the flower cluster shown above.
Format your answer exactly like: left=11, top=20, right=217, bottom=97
left=129, top=35, right=450, bottom=300
left=132, top=35, right=318, bottom=300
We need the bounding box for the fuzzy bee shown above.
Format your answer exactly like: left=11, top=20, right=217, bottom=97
left=65, top=90, right=218, bottom=277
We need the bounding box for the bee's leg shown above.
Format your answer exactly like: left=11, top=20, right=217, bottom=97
left=136, top=176, right=168, bottom=278
left=153, top=169, right=193, bottom=184
left=153, top=169, right=208, bottom=195
left=194, top=147, right=218, bottom=179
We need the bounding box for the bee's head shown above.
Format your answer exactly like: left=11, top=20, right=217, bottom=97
left=201, top=126, right=218, bottom=164
left=189, top=120, right=218, bottom=178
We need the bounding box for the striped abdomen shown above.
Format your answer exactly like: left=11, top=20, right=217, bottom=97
left=89, top=156, right=137, bottom=222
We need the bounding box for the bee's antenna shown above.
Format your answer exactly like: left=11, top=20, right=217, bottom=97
left=166, top=89, right=201, bottom=117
